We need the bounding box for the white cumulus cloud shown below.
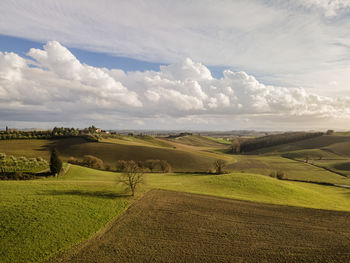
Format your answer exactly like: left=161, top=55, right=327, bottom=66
left=1, top=41, right=350, bottom=129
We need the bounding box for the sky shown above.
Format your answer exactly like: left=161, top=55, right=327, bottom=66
left=1, top=0, right=350, bottom=131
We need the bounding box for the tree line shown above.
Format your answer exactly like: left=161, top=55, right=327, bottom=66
left=68, top=155, right=172, bottom=173
left=0, top=126, right=102, bottom=141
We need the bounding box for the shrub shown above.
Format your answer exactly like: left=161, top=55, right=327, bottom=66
left=159, top=160, right=171, bottom=173
left=144, top=160, right=159, bottom=172
left=82, top=155, right=104, bottom=169
left=116, top=160, right=128, bottom=172
left=276, top=171, right=285, bottom=180
left=68, top=156, right=79, bottom=165
left=269, top=171, right=277, bottom=178
left=9, top=155, right=17, bottom=161
left=0, top=153, right=6, bottom=160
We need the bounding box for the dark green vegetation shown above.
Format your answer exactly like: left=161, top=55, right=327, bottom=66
left=51, top=190, right=350, bottom=263
left=49, top=148, right=62, bottom=175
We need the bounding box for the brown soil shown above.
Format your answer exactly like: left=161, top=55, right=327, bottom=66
left=50, top=190, right=350, bottom=263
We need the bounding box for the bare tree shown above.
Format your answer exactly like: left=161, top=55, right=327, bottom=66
left=213, top=159, right=227, bottom=174
left=118, top=161, right=144, bottom=196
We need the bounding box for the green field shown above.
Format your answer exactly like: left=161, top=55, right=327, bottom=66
left=3, top=133, right=350, bottom=262
left=0, top=166, right=130, bottom=263
left=226, top=155, right=350, bottom=185
left=2, top=164, right=350, bottom=262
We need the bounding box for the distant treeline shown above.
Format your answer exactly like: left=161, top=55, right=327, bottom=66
left=0, top=126, right=102, bottom=141
left=235, top=132, right=324, bottom=153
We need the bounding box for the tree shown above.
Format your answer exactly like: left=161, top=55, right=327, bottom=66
left=50, top=148, right=62, bottom=175
left=231, top=138, right=240, bottom=153
left=213, top=159, right=226, bottom=174
left=159, top=160, right=171, bottom=173
left=118, top=161, right=144, bottom=196
left=82, top=155, right=104, bottom=169
left=144, top=160, right=158, bottom=172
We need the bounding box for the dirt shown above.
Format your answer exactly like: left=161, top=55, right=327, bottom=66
left=50, top=190, right=350, bottom=263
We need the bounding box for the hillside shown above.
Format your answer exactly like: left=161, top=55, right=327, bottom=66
left=0, top=138, right=222, bottom=172
left=166, top=135, right=230, bottom=148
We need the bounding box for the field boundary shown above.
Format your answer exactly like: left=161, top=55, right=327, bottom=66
left=45, top=190, right=152, bottom=263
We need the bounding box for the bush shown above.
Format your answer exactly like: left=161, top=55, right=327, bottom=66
left=144, top=160, right=159, bottom=172
left=0, top=153, right=6, bottom=160
left=82, top=155, right=104, bottom=169
left=276, top=171, right=285, bottom=180
left=159, top=160, right=171, bottom=173
left=269, top=171, right=277, bottom=178
left=68, top=156, right=79, bottom=165
left=116, top=160, right=128, bottom=172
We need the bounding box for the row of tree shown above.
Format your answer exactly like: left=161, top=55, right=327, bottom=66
left=0, top=126, right=102, bottom=141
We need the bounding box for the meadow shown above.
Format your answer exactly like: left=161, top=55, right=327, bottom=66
left=1, top=133, right=350, bottom=262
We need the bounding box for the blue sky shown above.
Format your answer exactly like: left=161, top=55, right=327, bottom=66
left=1, top=0, right=350, bottom=130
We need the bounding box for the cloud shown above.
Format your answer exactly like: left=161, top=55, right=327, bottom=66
left=1, top=41, right=350, bottom=129
left=1, top=0, right=350, bottom=99
left=294, top=0, right=350, bottom=16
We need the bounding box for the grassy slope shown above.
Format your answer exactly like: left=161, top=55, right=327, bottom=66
left=226, top=155, right=350, bottom=185
left=0, top=166, right=130, bottom=263
left=248, top=134, right=350, bottom=155
left=2, top=164, right=350, bottom=263
left=204, top=136, right=232, bottom=145
left=147, top=172, right=350, bottom=211
left=100, top=135, right=173, bottom=148
left=0, top=138, right=221, bottom=172
left=167, top=135, right=229, bottom=148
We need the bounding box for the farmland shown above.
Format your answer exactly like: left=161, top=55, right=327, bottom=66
left=1, top=132, right=350, bottom=262
left=0, top=137, right=226, bottom=172
left=51, top=190, right=350, bottom=263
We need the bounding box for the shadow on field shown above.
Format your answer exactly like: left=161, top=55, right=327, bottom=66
left=40, top=190, right=130, bottom=199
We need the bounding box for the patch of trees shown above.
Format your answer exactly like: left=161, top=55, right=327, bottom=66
left=68, top=155, right=104, bottom=170
left=0, top=126, right=102, bottom=141
left=269, top=171, right=286, bottom=180
left=116, top=159, right=171, bottom=173
left=167, top=132, right=193, bottom=139
left=234, top=132, right=323, bottom=153
left=0, top=152, right=49, bottom=180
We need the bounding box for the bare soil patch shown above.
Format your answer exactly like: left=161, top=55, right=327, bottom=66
left=51, top=190, right=350, bottom=263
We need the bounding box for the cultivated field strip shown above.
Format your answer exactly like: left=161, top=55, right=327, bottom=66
left=51, top=189, right=350, bottom=263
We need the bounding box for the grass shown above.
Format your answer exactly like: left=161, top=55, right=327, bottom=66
left=2, top=164, right=350, bottom=262
left=167, top=135, right=229, bottom=148
left=0, top=138, right=221, bottom=172
left=203, top=136, right=232, bottom=145
left=146, top=172, right=350, bottom=211
left=226, top=155, right=350, bottom=185
left=0, top=165, right=130, bottom=263
left=100, top=135, right=173, bottom=148
left=248, top=134, right=350, bottom=155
